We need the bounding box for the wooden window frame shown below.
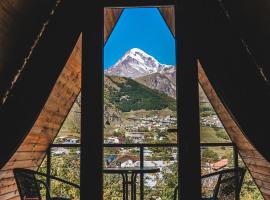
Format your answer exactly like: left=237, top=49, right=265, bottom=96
left=81, top=1, right=201, bottom=199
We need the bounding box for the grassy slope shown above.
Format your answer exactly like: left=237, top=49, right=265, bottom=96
left=200, top=127, right=229, bottom=143
left=105, top=76, right=176, bottom=112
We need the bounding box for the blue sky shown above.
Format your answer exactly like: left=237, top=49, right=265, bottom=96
left=104, top=8, right=176, bottom=69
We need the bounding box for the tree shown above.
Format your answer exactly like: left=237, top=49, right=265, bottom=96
left=202, top=149, right=219, bottom=162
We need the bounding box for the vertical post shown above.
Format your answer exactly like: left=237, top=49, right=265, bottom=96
left=140, top=146, right=144, bottom=200
left=233, top=145, right=239, bottom=169
left=233, top=144, right=240, bottom=200
left=81, top=1, right=103, bottom=200
left=46, top=146, right=51, bottom=199
left=176, top=1, right=201, bottom=199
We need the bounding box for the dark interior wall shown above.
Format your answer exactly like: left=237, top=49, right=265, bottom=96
left=0, top=0, right=81, bottom=169
left=196, top=0, right=270, bottom=162
left=0, top=0, right=56, bottom=101
left=222, top=0, right=270, bottom=80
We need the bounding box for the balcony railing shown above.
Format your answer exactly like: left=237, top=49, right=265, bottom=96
left=45, top=142, right=238, bottom=200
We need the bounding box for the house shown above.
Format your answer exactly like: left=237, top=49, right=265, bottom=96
left=52, top=148, right=69, bottom=156
left=125, top=132, right=145, bottom=143
left=105, top=136, right=120, bottom=144
left=108, top=155, right=139, bottom=167
left=63, top=138, right=79, bottom=144
left=212, top=159, right=228, bottom=171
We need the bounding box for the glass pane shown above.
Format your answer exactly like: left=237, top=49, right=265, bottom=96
left=199, top=85, right=231, bottom=143
left=104, top=7, right=176, bottom=145
left=201, top=146, right=234, bottom=174
left=238, top=157, right=264, bottom=200
left=103, top=6, right=177, bottom=200
left=104, top=147, right=140, bottom=199
left=201, top=146, right=234, bottom=198
left=54, top=94, right=81, bottom=144
left=50, top=147, right=80, bottom=199
left=38, top=94, right=81, bottom=199
left=144, top=147, right=178, bottom=199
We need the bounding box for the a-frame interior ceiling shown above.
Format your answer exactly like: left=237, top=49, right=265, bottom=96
left=158, top=7, right=270, bottom=199
left=1, top=2, right=270, bottom=199
left=0, top=1, right=82, bottom=199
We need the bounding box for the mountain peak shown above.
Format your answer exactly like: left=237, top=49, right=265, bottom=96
left=129, top=47, right=146, bottom=54
left=105, top=48, right=174, bottom=79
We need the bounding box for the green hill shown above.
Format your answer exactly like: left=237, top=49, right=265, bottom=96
left=104, top=76, right=176, bottom=112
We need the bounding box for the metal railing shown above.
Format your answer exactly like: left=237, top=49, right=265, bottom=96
left=46, top=142, right=238, bottom=200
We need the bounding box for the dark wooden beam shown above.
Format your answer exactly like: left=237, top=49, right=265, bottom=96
left=0, top=0, right=81, bottom=169
left=81, top=1, right=103, bottom=200
left=176, top=1, right=201, bottom=199
left=103, top=0, right=176, bottom=8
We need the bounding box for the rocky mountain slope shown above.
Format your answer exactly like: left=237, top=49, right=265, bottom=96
left=136, top=70, right=176, bottom=98
left=105, top=48, right=208, bottom=102
left=105, top=48, right=174, bottom=78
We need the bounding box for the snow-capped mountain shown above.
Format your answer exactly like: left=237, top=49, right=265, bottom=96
left=105, top=48, right=175, bottom=78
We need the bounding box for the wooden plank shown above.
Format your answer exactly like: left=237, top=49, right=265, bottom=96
left=9, top=152, right=45, bottom=162
left=251, top=172, right=270, bottom=184
left=27, top=126, right=60, bottom=136
left=35, top=113, right=66, bottom=124
left=18, top=137, right=51, bottom=146
left=0, top=191, right=18, bottom=200
left=0, top=178, right=15, bottom=188
left=17, top=143, right=48, bottom=151
left=159, top=7, right=175, bottom=35
left=0, top=183, right=17, bottom=195
left=0, top=171, right=14, bottom=181
left=263, top=194, right=270, bottom=200
left=260, top=187, right=270, bottom=196
left=0, top=167, right=37, bottom=180
left=104, top=8, right=123, bottom=44
left=254, top=178, right=270, bottom=190
left=240, top=149, right=264, bottom=159
left=248, top=164, right=270, bottom=176
left=235, top=142, right=253, bottom=150
left=241, top=157, right=270, bottom=168
left=2, top=159, right=42, bottom=170
left=6, top=195, right=20, bottom=200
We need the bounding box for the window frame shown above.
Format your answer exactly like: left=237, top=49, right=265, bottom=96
left=81, top=1, right=201, bottom=200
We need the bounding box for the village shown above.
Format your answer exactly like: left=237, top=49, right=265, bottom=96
left=200, top=115, right=223, bottom=128
left=103, top=113, right=231, bottom=187
left=50, top=111, right=231, bottom=191
left=104, top=115, right=177, bottom=144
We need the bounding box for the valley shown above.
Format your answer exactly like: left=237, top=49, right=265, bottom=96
left=103, top=48, right=228, bottom=145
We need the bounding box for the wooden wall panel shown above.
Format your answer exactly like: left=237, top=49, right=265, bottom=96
left=198, top=63, right=270, bottom=199
left=160, top=7, right=270, bottom=198
left=0, top=5, right=269, bottom=200
left=0, top=8, right=123, bottom=200
left=0, top=36, right=81, bottom=200
left=104, top=8, right=123, bottom=44
left=159, top=7, right=175, bottom=36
